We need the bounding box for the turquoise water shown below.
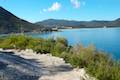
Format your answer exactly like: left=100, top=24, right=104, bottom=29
left=28, top=28, right=120, bottom=59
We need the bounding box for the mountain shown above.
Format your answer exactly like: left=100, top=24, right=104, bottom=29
left=36, top=19, right=120, bottom=28
left=115, top=18, right=120, bottom=21
left=0, top=7, right=43, bottom=34
left=36, top=19, right=82, bottom=28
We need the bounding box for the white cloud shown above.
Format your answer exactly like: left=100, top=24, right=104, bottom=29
left=42, top=2, right=61, bottom=12
left=48, top=2, right=61, bottom=12
left=70, top=0, right=80, bottom=8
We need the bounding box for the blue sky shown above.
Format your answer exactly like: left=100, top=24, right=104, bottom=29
left=0, top=0, right=120, bottom=22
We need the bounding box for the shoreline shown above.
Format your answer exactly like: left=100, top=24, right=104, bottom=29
left=0, top=27, right=120, bottom=36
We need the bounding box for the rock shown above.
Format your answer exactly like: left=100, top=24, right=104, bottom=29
left=0, top=48, right=3, bottom=51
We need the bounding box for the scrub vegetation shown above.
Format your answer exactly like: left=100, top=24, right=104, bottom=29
left=0, top=35, right=120, bottom=80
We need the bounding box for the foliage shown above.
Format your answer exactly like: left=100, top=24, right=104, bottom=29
left=51, top=37, right=68, bottom=56
left=0, top=35, right=30, bottom=49
left=0, top=35, right=120, bottom=80
left=61, top=45, right=120, bottom=80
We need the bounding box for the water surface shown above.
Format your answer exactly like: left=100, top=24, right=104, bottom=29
left=28, top=28, right=120, bottom=59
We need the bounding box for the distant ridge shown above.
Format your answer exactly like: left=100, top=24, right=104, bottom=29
left=0, top=6, right=120, bottom=34
left=36, top=18, right=120, bottom=28
left=116, top=18, right=120, bottom=21
left=0, top=7, right=43, bottom=34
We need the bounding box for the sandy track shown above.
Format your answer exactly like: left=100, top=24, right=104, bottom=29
left=0, top=49, right=95, bottom=80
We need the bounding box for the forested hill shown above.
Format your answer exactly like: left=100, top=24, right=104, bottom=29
left=36, top=18, right=120, bottom=28
left=0, top=7, right=43, bottom=34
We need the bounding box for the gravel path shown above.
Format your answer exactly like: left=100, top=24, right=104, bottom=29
left=0, top=49, right=95, bottom=80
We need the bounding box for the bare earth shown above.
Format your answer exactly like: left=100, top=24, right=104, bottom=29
left=0, top=49, right=95, bottom=80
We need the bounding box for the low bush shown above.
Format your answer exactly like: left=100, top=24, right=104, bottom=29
left=0, top=35, right=120, bottom=80
left=45, top=37, right=68, bottom=56
left=61, top=44, right=120, bottom=80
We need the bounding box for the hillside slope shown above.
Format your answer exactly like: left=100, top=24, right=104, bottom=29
left=0, top=7, right=43, bottom=34
left=36, top=19, right=120, bottom=28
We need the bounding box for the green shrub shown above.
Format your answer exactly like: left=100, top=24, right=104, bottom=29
left=0, top=35, right=120, bottom=80
left=26, top=38, right=40, bottom=49
left=32, top=38, right=55, bottom=53
left=61, top=44, right=120, bottom=80
left=0, top=35, right=30, bottom=49
left=51, top=38, right=68, bottom=56
left=56, top=37, right=68, bottom=47
left=15, top=35, right=30, bottom=49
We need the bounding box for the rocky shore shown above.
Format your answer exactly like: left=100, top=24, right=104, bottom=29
left=0, top=49, right=96, bottom=80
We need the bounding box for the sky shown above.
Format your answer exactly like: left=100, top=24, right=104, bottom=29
left=0, top=0, right=120, bottom=23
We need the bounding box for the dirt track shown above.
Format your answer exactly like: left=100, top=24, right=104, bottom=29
left=0, top=49, right=94, bottom=80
